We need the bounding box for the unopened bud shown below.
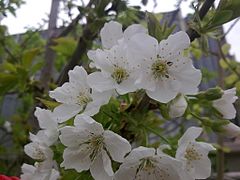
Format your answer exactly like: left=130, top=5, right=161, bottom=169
left=196, top=87, right=223, bottom=101
left=222, top=122, right=240, bottom=138
left=169, top=95, right=187, bottom=118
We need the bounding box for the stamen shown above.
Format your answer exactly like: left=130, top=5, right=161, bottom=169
left=184, top=144, right=202, bottom=161
left=111, top=66, right=129, bottom=84
left=89, top=135, right=104, bottom=161
left=77, top=92, right=93, bottom=106
left=151, top=60, right=169, bottom=79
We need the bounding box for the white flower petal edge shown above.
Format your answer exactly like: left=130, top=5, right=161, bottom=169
left=222, top=122, right=240, bottom=138
left=49, top=66, right=111, bottom=122
left=21, top=160, right=60, bottom=180
left=169, top=94, right=188, bottom=118
left=34, top=107, right=59, bottom=145
left=100, top=21, right=123, bottom=49
left=213, top=87, right=238, bottom=119
left=87, top=44, right=139, bottom=94
left=128, top=31, right=201, bottom=103
left=115, top=146, right=191, bottom=180
left=24, top=132, right=53, bottom=161
left=176, top=127, right=215, bottom=179
left=59, top=114, right=131, bottom=180
left=100, top=21, right=147, bottom=49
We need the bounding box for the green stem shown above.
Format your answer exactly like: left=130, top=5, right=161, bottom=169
left=145, top=126, right=170, bottom=145
left=190, top=112, right=204, bottom=122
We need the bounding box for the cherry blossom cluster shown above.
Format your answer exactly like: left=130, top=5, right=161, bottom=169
left=21, top=21, right=239, bottom=180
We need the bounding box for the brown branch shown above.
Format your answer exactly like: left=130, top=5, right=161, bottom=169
left=56, top=20, right=103, bottom=85
left=39, top=0, right=60, bottom=92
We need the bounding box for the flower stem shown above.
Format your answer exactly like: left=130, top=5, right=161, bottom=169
left=145, top=126, right=170, bottom=145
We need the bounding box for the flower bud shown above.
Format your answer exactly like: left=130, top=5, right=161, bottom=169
left=169, top=95, right=187, bottom=118
left=212, top=88, right=238, bottom=119
left=196, top=87, right=223, bottom=101
left=222, top=122, right=240, bottom=138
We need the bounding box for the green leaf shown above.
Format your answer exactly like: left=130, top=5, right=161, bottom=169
left=225, top=73, right=238, bottom=85
left=147, top=12, right=176, bottom=42
left=52, top=37, right=77, bottom=57
left=221, top=43, right=231, bottom=55
left=147, top=12, right=163, bottom=42
left=217, top=0, right=240, bottom=21
left=0, top=73, right=18, bottom=95
left=22, top=48, right=41, bottom=68
left=36, top=97, right=61, bottom=110
left=204, top=0, right=240, bottom=31
left=0, top=62, right=16, bottom=72
left=206, top=10, right=233, bottom=31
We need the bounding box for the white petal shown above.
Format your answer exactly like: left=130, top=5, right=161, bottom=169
left=103, top=130, right=131, bottom=162
left=100, top=21, right=123, bottom=49
left=135, top=72, right=156, bottom=91
left=114, top=162, right=138, bottom=180
left=24, top=142, right=53, bottom=160
left=169, top=95, right=188, bottom=118
left=191, top=158, right=212, bottom=179
left=158, top=31, right=190, bottom=57
left=123, top=24, right=147, bottom=42
left=92, top=49, right=114, bottom=72
left=128, top=33, right=158, bottom=63
left=91, top=90, right=112, bottom=105
left=53, top=103, right=81, bottom=123
left=125, top=146, right=155, bottom=163
left=36, top=130, right=58, bottom=146
left=34, top=107, right=58, bottom=130
left=213, top=88, right=237, bottom=119
left=49, top=82, right=79, bottom=104
left=59, top=126, right=89, bottom=147
left=74, top=114, right=104, bottom=136
left=146, top=79, right=179, bottom=103
left=83, top=90, right=112, bottom=116
left=171, top=58, right=201, bottom=95
left=87, top=72, right=114, bottom=92
left=61, top=146, right=92, bottom=172
left=90, top=151, right=113, bottom=180
left=68, top=66, right=88, bottom=86
left=49, top=169, right=60, bottom=180
left=115, top=77, right=138, bottom=95
left=178, top=127, right=202, bottom=146
left=222, top=122, right=240, bottom=138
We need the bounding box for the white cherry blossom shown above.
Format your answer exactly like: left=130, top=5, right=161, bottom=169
left=115, top=146, right=191, bottom=180
left=176, top=127, right=215, bottom=179
left=21, top=160, right=60, bottom=180
left=24, top=132, right=53, bottom=161
left=100, top=21, right=147, bottom=49
left=87, top=44, right=139, bottom=94
left=59, top=114, right=131, bottom=180
left=213, top=88, right=238, bottom=119
left=49, top=66, right=112, bottom=122
left=34, top=107, right=59, bottom=145
left=169, top=94, right=188, bottom=118
left=128, top=31, right=201, bottom=103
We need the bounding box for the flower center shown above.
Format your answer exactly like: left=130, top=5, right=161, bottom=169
left=135, top=158, right=170, bottom=179
left=89, top=135, right=104, bottom=161
left=111, top=66, right=129, bottom=84
left=185, top=143, right=202, bottom=161
left=33, top=145, right=46, bottom=160
left=151, top=59, right=172, bottom=79
left=77, top=92, right=92, bottom=106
